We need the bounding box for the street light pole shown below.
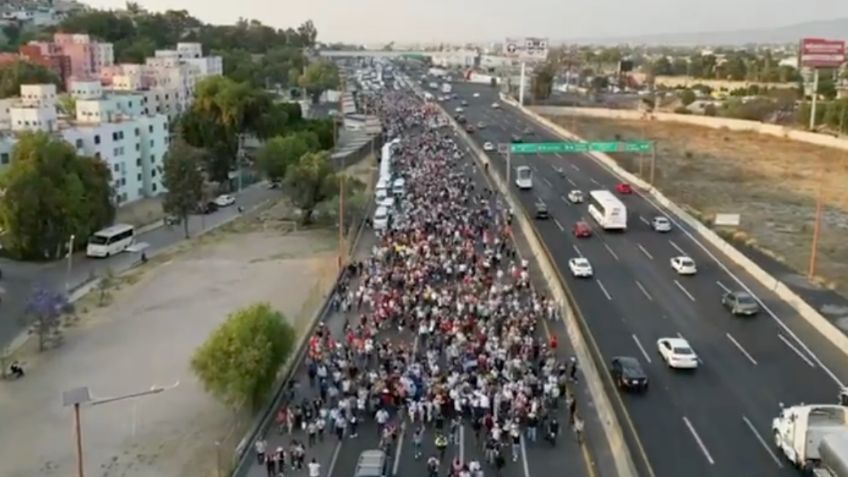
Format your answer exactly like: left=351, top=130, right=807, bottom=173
left=649, top=141, right=657, bottom=187
left=337, top=78, right=346, bottom=270
left=506, top=150, right=512, bottom=185
left=65, top=234, right=75, bottom=293
left=73, top=403, right=84, bottom=477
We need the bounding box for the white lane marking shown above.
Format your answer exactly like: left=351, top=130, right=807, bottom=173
left=554, top=218, right=565, bottom=231
left=567, top=178, right=577, bottom=187
left=635, top=280, right=653, bottom=301
left=560, top=195, right=570, bottom=204
left=604, top=243, right=620, bottom=261
left=632, top=334, right=652, bottom=363
left=520, top=435, right=531, bottom=477
left=674, top=279, right=696, bottom=302
left=778, top=333, right=816, bottom=367
left=392, top=421, right=406, bottom=475
left=639, top=215, right=650, bottom=225
left=573, top=244, right=583, bottom=257
left=742, top=415, right=784, bottom=468
left=637, top=243, right=654, bottom=260
left=570, top=163, right=580, bottom=171
left=597, top=280, right=613, bottom=301
left=590, top=178, right=601, bottom=185
left=459, top=425, right=465, bottom=463
left=683, top=417, right=715, bottom=465
left=726, top=332, right=758, bottom=365
left=541, top=177, right=553, bottom=188
left=555, top=153, right=564, bottom=159
left=629, top=186, right=844, bottom=386
left=677, top=332, right=685, bottom=339
left=716, top=280, right=731, bottom=293
left=669, top=239, right=687, bottom=256
left=327, top=440, right=343, bottom=477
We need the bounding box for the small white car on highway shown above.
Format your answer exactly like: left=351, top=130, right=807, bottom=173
left=455, top=106, right=464, bottom=113
left=567, top=189, right=584, bottom=203
left=214, top=194, right=235, bottom=207
left=652, top=216, right=672, bottom=232
left=657, top=337, right=699, bottom=369
left=670, top=256, right=697, bottom=275
left=483, top=142, right=495, bottom=152
left=568, top=257, right=593, bottom=278
left=491, top=102, right=500, bottom=109
left=473, top=92, right=480, bottom=98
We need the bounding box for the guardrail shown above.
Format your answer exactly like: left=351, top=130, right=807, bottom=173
left=438, top=102, right=644, bottom=477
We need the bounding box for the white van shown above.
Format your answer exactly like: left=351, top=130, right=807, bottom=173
left=392, top=178, right=405, bottom=196
left=86, top=224, right=135, bottom=258
left=373, top=206, right=389, bottom=231
left=375, top=179, right=389, bottom=202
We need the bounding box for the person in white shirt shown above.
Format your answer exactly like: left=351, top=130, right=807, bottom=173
left=308, top=458, right=321, bottom=477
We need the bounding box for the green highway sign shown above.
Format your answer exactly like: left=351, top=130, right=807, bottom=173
left=509, top=141, right=652, bottom=154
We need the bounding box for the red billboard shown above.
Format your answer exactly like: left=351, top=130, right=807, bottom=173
left=799, top=38, right=846, bottom=68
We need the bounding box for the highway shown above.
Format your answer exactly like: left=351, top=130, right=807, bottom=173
left=446, top=81, right=848, bottom=477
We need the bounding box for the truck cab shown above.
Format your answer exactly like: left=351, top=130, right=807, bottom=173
left=773, top=404, right=848, bottom=474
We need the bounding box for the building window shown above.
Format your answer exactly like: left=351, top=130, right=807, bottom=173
left=113, top=164, right=120, bottom=172
left=137, top=173, right=142, bottom=181
left=151, top=169, right=156, bottom=177
left=148, top=125, right=153, bottom=133
left=134, top=127, right=140, bottom=136
left=75, top=139, right=83, bottom=149
left=135, top=143, right=140, bottom=151
left=94, top=152, right=101, bottom=159
left=136, top=158, right=141, bottom=166
left=152, top=183, right=157, bottom=192
left=94, top=135, right=100, bottom=145
left=0, top=153, right=9, bottom=164
left=150, top=154, right=154, bottom=163
left=150, top=139, right=154, bottom=147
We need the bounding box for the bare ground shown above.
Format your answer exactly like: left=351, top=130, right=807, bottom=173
left=551, top=116, right=848, bottom=293
left=0, top=203, right=339, bottom=477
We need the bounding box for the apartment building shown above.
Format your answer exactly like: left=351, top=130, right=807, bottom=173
left=21, top=33, right=114, bottom=88
left=0, top=82, right=169, bottom=205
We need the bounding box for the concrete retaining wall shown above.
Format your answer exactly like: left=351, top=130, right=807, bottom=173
left=532, top=105, right=848, bottom=152
left=511, top=95, right=848, bottom=358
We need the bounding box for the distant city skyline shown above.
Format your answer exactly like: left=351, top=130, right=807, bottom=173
left=81, top=0, right=848, bottom=44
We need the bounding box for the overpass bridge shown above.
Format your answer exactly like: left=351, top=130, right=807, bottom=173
left=318, top=50, right=432, bottom=58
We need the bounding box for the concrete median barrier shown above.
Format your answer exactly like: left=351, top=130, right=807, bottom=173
left=508, top=94, right=848, bottom=360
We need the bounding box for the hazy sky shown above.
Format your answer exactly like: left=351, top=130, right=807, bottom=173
left=83, top=0, right=848, bottom=44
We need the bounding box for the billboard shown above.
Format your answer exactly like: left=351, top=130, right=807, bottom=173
left=799, top=38, right=846, bottom=68
left=503, top=37, right=549, bottom=61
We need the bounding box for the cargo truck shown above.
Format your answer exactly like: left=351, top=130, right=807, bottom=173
left=773, top=404, right=848, bottom=476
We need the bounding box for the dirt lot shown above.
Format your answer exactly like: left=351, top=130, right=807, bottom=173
left=0, top=201, right=339, bottom=477
left=550, top=116, right=848, bottom=293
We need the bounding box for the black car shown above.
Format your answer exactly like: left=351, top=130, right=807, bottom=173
left=457, top=116, right=467, bottom=124
left=611, top=356, right=648, bottom=392
left=461, top=100, right=468, bottom=106
left=722, top=291, right=760, bottom=316
left=534, top=200, right=549, bottom=219
left=511, top=135, right=523, bottom=143
left=197, top=201, right=218, bottom=214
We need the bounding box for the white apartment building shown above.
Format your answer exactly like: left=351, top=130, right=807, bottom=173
left=0, top=82, right=169, bottom=205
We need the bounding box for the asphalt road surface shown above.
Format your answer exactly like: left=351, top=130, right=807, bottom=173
left=0, top=183, right=279, bottom=348
left=241, top=123, right=600, bottom=477
left=447, top=82, right=848, bottom=477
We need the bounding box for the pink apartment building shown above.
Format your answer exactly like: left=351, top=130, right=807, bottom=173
left=22, top=33, right=113, bottom=89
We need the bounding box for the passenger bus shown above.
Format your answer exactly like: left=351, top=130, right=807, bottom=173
left=515, top=166, right=533, bottom=190
left=86, top=224, right=135, bottom=257
left=587, top=190, right=627, bottom=230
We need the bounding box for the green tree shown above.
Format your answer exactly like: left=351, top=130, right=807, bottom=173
left=190, top=303, right=296, bottom=410
left=678, top=89, right=696, bottom=106
left=531, top=66, right=554, bottom=101
left=57, top=94, right=76, bottom=116
left=298, top=59, right=340, bottom=103
left=162, top=137, right=205, bottom=238
left=0, top=61, right=63, bottom=98
left=818, top=79, right=838, bottom=101
left=650, top=57, right=672, bottom=76
left=257, top=132, right=319, bottom=182
left=285, top=151, right=337, bottom=224
left=0, top=132, right=114, bottom=260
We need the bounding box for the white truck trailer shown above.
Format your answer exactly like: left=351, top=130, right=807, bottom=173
left=773, top=404, right=848, bottom=476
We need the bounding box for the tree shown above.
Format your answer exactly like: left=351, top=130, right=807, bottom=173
left=298, top=59, right=340, bottom=103
left=0, top=61, right=63, bottom=98
left=285, top=152, right=337, bottom=224
left=24, top=287, right=71, bottom=352
left=0, top=132, right=114, bottom=260
left=57, top=94, right=76, bottom=116
left=818, top=79, right=838, bottom=101
left=678, top=89, right=696, bottom=106
left=162, top=137, right=205, bottom=238
left=531, top=66, right=554, bottom=101
left=257, top=132, right=318, bottom=182
left=190, top=303, right=296, bottom=410
left=650, top=57, right=672, bottom=76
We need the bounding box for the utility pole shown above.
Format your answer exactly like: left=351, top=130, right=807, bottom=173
left=337, top=77, right=345, bottom=270
left=808, top=168, right=825, bottom=279
left=519, top=61, right=526, bottom=106
left=506, top=149, right=512, bottom=185
left=649, top=141, right=657, bottom=187
left=65, top=234, right=75, bottom=293
left=810, top=68, right=820, bottom=131
left=236, top=133, right=244, bottom=193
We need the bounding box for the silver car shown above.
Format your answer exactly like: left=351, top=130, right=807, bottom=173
left=652, top=216, right=672, bottom=232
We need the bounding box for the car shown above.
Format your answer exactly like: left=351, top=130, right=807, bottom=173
left=461, top=100, right=468, bottom=106
left=568, top=257, right=593, bottom=277
left=567, top=189, right=584, bottom=203
left=657, top=337, right=699, bottom=370
left=670, top=256, right=697, bottom=275
left=615, top=182, right=633, bottom=194
left=573, top=221, right=592, bottom=238
left=473, top=92, right=480, bottom=98
left=214, top=194, right=236, bottom=207
left=452, top=93, right=459, bottom=99
left=511, top=135, right=523, bottom=143
left=522, top=127, right=534, bottom=135
left=483, top=142, right=495, bottom=151
left=652, top=216, right=672, bottom=232
left=610, top=356, right=648, bottom=392
left=491, top=102, right=500, bottom=109
left=457, top=116, right=467, bottom=124
left=465, top=124, right=475, bottom=133
left=197, top=201, right=218, bottom=214
left=455, top=106, right=464, bottom=113
left=721, top=291, right=760, bottom=316
left=379, top=196, right=396, bottom=210
left=477, top=121, right=486, bottom=129
left=534, top=200, right=549, bottom=219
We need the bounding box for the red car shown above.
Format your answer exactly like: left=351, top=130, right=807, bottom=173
left=573, top=221, right=593, bottom=238
left=615, top=182, right=633, bottom=194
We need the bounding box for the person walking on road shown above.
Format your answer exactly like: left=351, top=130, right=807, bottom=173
left=427, top=455, right=440, bottom=477
left=255, top=438, right=267, bottom=465
left=435, top=432, right=449, bottom=461
left=308, top=458, right=321, bottom=477
left=413, top=425, right=425, bottom=460
left=573, top=412, right=585, bottom=444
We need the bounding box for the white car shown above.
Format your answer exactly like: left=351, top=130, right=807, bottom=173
left=567, top=190, right=584, bottom=203
left=483, top=142, right=495, bottom=151
left=473, top=92, right=480, bottom=98
left=214, top=194, right=235, bottom=207
left=568, top=257, right=593, bottom=278
left=657, top=337, right=699, bottom=369
left=379, top=196, right=396, bottom=210
left=652, top=216, right=672, bottom=232
left=491, top=102, right=500, bottom=109
left=670, top=256, right=697, bottom=275
left=455, top=106, right=464, bottom=113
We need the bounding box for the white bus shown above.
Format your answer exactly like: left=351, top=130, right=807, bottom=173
left=86, top=224, right=135, bottom=257
left=588, top=190, right=627, bottom=230
left=515, top=166, right=533, bottom=190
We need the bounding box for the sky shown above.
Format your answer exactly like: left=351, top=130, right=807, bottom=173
left=83, top=0, right=848, bottom=44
